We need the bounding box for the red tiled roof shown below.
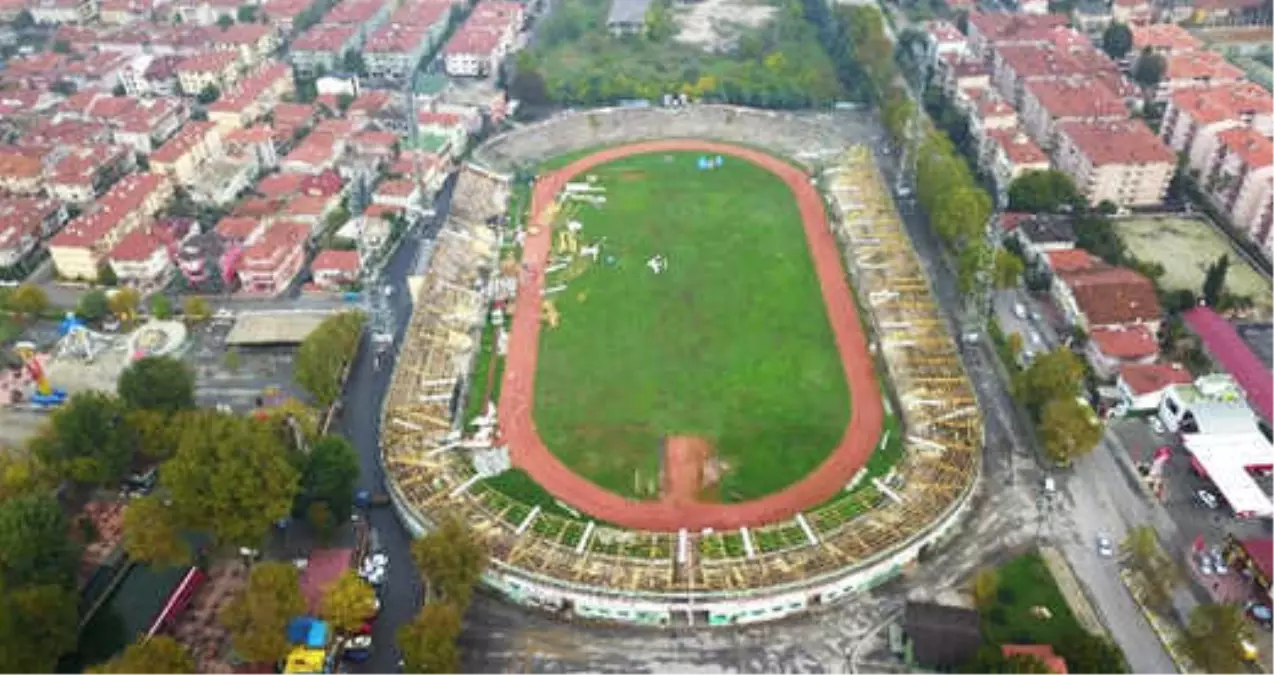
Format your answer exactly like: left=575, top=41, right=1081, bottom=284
left=301, top=169, right=343, bottom=196
left=242, top=220, right=309, bottom=267
left=281, top=194, right=333, bottom=218
left=1061, top=265, right=1162, bottom=326
left=1164, top=50, right=1245, bottom=83
left=208, top=61, right=293, bottom=114
left=442, top=25, right=502, bottom=56
left=324, top=0, right=383, bottom=24
left=1002, top=645, right=1068, bottom=675
left=1058, top=120, right=1174, bottom=166
left=214, top=22, right=275, bottom=45
left=151, top=121, right=218, bottom=164
left=374, top=179, right=415, bottom=198
left=1239, top=539, right=1272, bottom=581
left=1131, top=23, right=1202, bottom=53
left=1216, top=127, right=1274, bottom=170
left=215, top=216, right=262, bottom=240
left=272, top=102, right=318, bottom=126
left=108, top=227, right=168, bottom=262
left=176, top=50, right=240, bottom=74
left=968, top=13, right=1070, bottom=44
left=1026, top=78, right=1126, bottom=119
left=256, top=173, right=306, bottom=199
left=311, top=248, right=359, bottom=272
left=1090, top=325, right=1158, bottom=359
left=0, top=151, right=45, bottom=180
left=365, top=21, right=431, bottom=54
left=1183, top=307, right=1272, bottom=422
left=926, top=20, right=965, bottom=44
left=1119, top=362, right=1193, bottom=395
left=292, top=23, right=358, bottom=52
left=388, top=0, right=450, bottom=26
left=1046, top=249, right=1103, bottom=273
left=1168, top=82, right=1274, bottom=127
left=50, top=173, right=168, bottom=248
left=986, top=128, right=1048, bottom=165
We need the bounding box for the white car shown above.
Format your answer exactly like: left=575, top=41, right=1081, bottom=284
left=1198, top=554, right=1215, bottom=575
left=1196, top=489, right=1220, bottom=509
left=1013, top=302, right=1027, bottom=319
left=1096, top=535, right=1113, bottom=557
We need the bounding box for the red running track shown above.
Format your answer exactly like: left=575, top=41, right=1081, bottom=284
left=496, top=139, right=884, bottom=532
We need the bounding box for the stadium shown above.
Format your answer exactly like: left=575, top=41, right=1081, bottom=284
left=379, top=105, right=983, bottom=626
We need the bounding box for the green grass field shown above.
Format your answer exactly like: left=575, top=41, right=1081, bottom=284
left=982, top=552, right=1085, bottom=647
left=532, top=152, right=851, bottom=502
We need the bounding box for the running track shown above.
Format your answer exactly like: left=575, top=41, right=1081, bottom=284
left=497, top=140, right=884, bottom=532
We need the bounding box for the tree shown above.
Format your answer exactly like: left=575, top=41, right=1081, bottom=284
left=107, top=287, right=141, bottom=321
left=128, top=408, right=187, bottom=460
left=1101, top=22, right=1133, bottom=60
left=97, top=262, right=119, bottom=286
left=956, top=241, right=987, bottom=295
left=397, top=602, right=463, bottom=674
left=8, top=283, right=48, bottom=318
left=295, top=311, right=365, bottom=406
left=52, top=39, right=71, bottom=53
left=319, top=570, right=377, bottom=634
left=1039, top=396, right=1103, bottom=465
left=932, top=186, right=991, bottom=247
left=1006, top=331, right=1025, bottom=357
left=993, top=249, right=1025, bottom=289
left=1055, top=632, right=1128, bottom=673
left=112, top=83, right=127, bottom=97
left=1012, top=349, right=1085, bottom=417
left=972, top=567, right=999, bottom=609
left=1120, top=525, right=1178, bottom=613
left=337, top=92, right=355, bottom=113
left=89, top=635, right=196, bottom=674
left=1201, top=254, right=1229, bottom=307
left=163, top=412, right=300, bottom=547
left=411, top=516, right=487, bottom=607
left=1132, top=49, right=1167, bottom=90
left=122, top=496, right=191, bottom=568
left=30, top=391, right=135, bottom=485
left=1073, top=213, right=1129, bottom=266
left=1007, top=170, right=1084, bottom=213
left=118, top=356, right=196, bottom=414
left=236, top=4, right=257, bottom=21
left=0, top=494, right=78, bottom=588
left=341, top=49, right=365, bottom=75
left=78, top=288, right=110, bottom=322
left=217, top=13, right=234, bottom=28
left=183, top=296, right=211, bottom=322
left=0, top=453, right=55, bottom=501
left=220, top=562, right=306, bottom=665
left=150, top=293, right=173, bottom=319
left=304, top=435, right=360, bottom=522
left=197, top=84, right=221, bottom=105
left=1176, top=603, right=1252, bottom=675
left=0, top=582, right=78, bottom=673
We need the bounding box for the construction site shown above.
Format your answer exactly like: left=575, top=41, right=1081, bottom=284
left=378, top=110, right=982, bottom=627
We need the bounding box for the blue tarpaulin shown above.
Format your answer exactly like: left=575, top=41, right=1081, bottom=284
left=286, top=617, right=329, bottom=649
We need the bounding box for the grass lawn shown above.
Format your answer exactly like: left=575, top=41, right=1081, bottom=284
left=983, top=552, right=1086, bottom=647
left=532, top=151, right=852, bottom=502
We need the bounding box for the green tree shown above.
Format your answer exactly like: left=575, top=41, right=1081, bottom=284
left=1132, top=49, right=1167, bottom=89
left=1055, top=632, right=1128, bottom=673
left=150, top=293, right=173, bottom=319
left=397, top=602, right=463, bottom=674
left=342, top=49, right=365, bottom=75
left=1006, top=331, right=1025, bottom=357
left=337, top=92, right=355, bottom=113
left=1120, top=525, right=1178, bottom=614
left=0, top=453, right=55, bottom=501
left=162, top=412, right=300, bottom=547
left=956, top=240, right=988, bottom=295
left=236, top=4, right=257, bottom=21
left=0, top=582, right=78, bottom=673
left=1101, top=22, right=1134, bottom=59
left=217, top=13, right=234, bottom=28
left=1074, top=213, right=1129, bottom=265
left=89, top=635, right=196, bottom=674
left=1039, top=397, right=1103, bottom=465
left=0, top=494, right=78, bottom=588
left=1176, top=603, right=1252, bottom=675
left=993, top=249, right=1026, bottom=289
left=972, top=567, right=999, bottom=609
left=319, top=570, right=377, bottom=634
left=118, top=355, right=196, bottom=414
left=220, top=562, right=306, bottom=665
left=410, top=516, right=487, bottom=608
left=128, top=408, right=186, bottom=460
left=108, top=287, right=141, bottom=321
left=122, top=496, right=191, bottom=568
left=294, top=311, right=365, bottom=406
left=932, top=186, right=992, bottom=246
left=8, top=283, right=48, bottom=318
left=52, top=39, right=71, bottom=53
left=1202, top=254, right=1229, bottom=307
left=1007, top=170, right=1084, bottom=213
left=97, top=262, right=119, bottom=286
left=78, top=288, right=110, bottom=322
left=197, top=84, right=221, bottom=105
left=1012, top=349, right=1085, bottom=417
left=304, top=435, right=360, bottom=522
left=30, top=391, right=135, bottom=485
left=183, top=296, right=211, bottom=321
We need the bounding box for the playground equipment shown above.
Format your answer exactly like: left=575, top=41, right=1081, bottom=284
left=125, top=320, right=188, bottom=360
left=55, top=313, right=117, bottom=362
left=12, top=342, right=67, bottom=408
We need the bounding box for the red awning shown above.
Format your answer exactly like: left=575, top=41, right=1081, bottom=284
left=146, top=567, right=207, bottom=639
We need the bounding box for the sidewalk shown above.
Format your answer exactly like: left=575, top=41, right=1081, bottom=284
left=1119, top=568, right=1192, bottom=674
left=1040, top=546, right=1107, bottom=637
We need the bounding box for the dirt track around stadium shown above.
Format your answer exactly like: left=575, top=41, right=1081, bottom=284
left=497, top=139, right=884, bottom=531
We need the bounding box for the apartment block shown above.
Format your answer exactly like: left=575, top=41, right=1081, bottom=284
left=1161, top=83, right=1274, bottom=172
left=964, top=12, right=1069, bottom=64
left=212, top=23, right=281, bottom=67
left=364, top=0, right=451, bottom=82
left=207, top=60, right=295, bottom=130
left=29, top=0, right=97, bottom=24
left=176, top=50, right=244, bottom=95
left=289, top=23, right=360, bottom=77
left=150, top=121, right=224, bottom=185
left=236, top=219, right=308, bottom=294
left=985, top=128, right=1050, bottom=190
left=1130, top=23, right=1203, bottom=56
left=442, top=0, right=523, bottom=78
left=0, top=199, right=68, bottom=268
left=1053, top=120, right=1175, bottom=207
left=1153, top=50, right=1246, bottom=102
left=1203, top=127, right=1274, bottom=256
left=48, top=172, right=174, bottom=281
left=1020, top=78, right=1127, bottom=150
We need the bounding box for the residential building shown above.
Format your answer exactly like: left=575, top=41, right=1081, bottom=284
left=1154, top=50, right=1246, bottom=101
left=118, top=54, right=183, bottom=97
left=371, top=178, right=419, bottom=211
left=1130, top=23, right=1203, bottom=56
left=0, top=199, right=68, bottom=268
left=1020, top=78, right=1127, bottom=150
left=938, top=57, right=992, bottom=97
left=442, top=25, right=503, bottom=78
left=176, top=50, right=244, bottom=95
left=280, top=122, right=349, bottom=174
left=56, top=93, right=186, bottom=155
left=965, top=12, right=1070, bottom=64
left=48, top=172, right=173, bottom=280
left=364, top=0, right=451, bottom=82
left=1118, top=362, right=1194, bottom=411
left=1053, top=120, right=1175, bottom=207
left=107, top=226, right=174, bottom=286
left=212, top=23, right=281, bottom=67
left=215, top=215, right=267, bottom=245
left=98, top=0, right=156, bottom=23
left=607, top=0, right=651, bottom=36
left=1203, top=127, right=1274, bottom=254
left=206, top=60, right=295, bottom=130
left=1046, top=249, right=1162, bottom=332
left=44, top=144, right=135, bottom=205
left=0, top=151, right=48, bottom=196
left=1086, top=324, right=1159, bottom=379
left=992, top=39, right=1130, bottom=110
left=236, top=219, right=308, bottom=294
left=984, top=128, right=1050, bottom=190
left=1161, top=83, right=1274, bottom=171
left=188, top=154, right=258, bottom=206
left=290, top=23, right=361, bottom=77
left=309, top=248, right=359, bottom=289
left=925, top=20, right=966, bottom=60
left=150, top=121, right=224, bottom=185
left=261, top=0, right=313, bottom=32
left=29, top=0, right=97, bottom=24
left=224, top=126, right=280, bottom=172
left=1110, top=0, right=1152, bottom=25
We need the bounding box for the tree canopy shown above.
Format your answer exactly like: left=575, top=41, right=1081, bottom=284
left=993, top=249, right=1025, bottom=289
left=118, top=355, right=196, bottom=414
left=30, top=391, right=135, bottom=485
left=397, top=602, right=463, bottom=674
left=1132, top=50, right=1167, bottom=89
left=1176, top=603, right=1252, bottom=675
left=0, top=494, right=78, bottom=588
left=294, top=311, right=365, bottom=406
left=1007, top=170, right=1084, bottom=214
left=1202, top=254, right=1229, bottom=307
left=410, top=516, right=488, bottom=608
left=1039, top=396, right=1103, bottom=465
left=303, top=435, right=360, bottom=523
left=1012, top=349, right=1085, bottom=418
left=122, top=496, right=191, bottom=568
left=0, top=581, right=79, bottom=673
left=1054, top=632, right=1128, bottom=673
left=107, top=287, right=141, bottom=321
left=319, top=569, right=377, bottom=634
left=78, top=289, right=110, bottom=322
left=1120, top=525, right=1178, bottom=614
left=182, top=296, right=211, bottom=322
left=8, top=283, right=48, bottom=318
left=88, top=635, right=196, bottom=674
left=220, top=562, right=306, bottom=665
left=1100, top=22, right=1133, bottom=59
left=162, top=412, right=300, bottom=547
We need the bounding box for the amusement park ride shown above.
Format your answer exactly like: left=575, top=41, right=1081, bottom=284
left=12, top=341, right=66, bottom=408
left=9, top=313, right=121, bottom=410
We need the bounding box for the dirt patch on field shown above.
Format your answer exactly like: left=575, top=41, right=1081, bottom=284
left=662, top=435, right=722, bottom=505
left=617, top=171, right=646, bottom=182
left=674, top=0, right=777, bottom=52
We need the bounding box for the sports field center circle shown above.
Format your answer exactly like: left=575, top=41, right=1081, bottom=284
left=498, top=139, right=885, bottom=531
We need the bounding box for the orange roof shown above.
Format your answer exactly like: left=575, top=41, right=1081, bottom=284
left=1090, top=325, right=1159, bottom=359
left=0, top=151, right=44, bottom=180
left=1002, top=645, right=1068, bottom=674
left=365, top=21, right=432, bottom=54
left=1046, top=249, right=1103, bottom=273
left=151, top=121, right=217, bottom=164
left=1164, top=50, right=1245, bottom=83
left=108, top=227, right=167, bottom=262
left=1216, top=126, right=1274, bottom=170
left=1058, top=120, right=1174, bottom=166
left=216, top=216, right=263, bottom=240
left=176, top=50, right=240, bottom=74
left=967, top=12, right=1070, bottom=44
left=292, top=23, right=358, bottom=52
left=374, top=179, right=415, bottom=198
left=214, top=22, right=274, bottom=45
left=281, top=194, right=333, bottom=218
left=256, top=172, right=306, bottom=199
left=242, top=220, right=308, bottom=266
left=442, top=24, right=502, bottom=56
left=1119, top=362, right=1193, bottom=394
left=1169, top=82, right=1274, bottom=127
left=311, top=248, right=360, bottom=272
left=1061, top=265, right=1163, bottom=326
left=986, top=128, right=1049, bottom=165
left=50, top=173, right=168, bottom=248
left=1131, top=23, right=1202, bottom=53
left=1025, top=78, right=1126, bottom=119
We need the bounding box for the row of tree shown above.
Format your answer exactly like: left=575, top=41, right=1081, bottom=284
left=1011, top=349, right=1103, bottom=465
left=295, top=310, right=366, bottom=407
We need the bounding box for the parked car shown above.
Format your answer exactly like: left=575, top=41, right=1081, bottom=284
left=1013, top=302, right=1027, bottom=319
left=1197, top=553, right=1215, bottom=575
left=1096, top=535, right=1113, bottom=557
left=1195, top=489, right=1220, bottom=509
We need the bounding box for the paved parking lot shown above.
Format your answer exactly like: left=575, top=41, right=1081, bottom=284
left=186, top=319, right=308, bottom=413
